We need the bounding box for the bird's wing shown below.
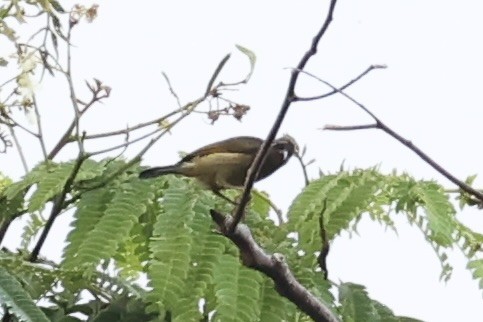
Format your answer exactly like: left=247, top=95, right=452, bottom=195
left=180, top=136, right=263, bottom=162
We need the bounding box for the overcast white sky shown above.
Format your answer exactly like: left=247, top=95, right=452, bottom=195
left=1, top=1, right=483, bottom=321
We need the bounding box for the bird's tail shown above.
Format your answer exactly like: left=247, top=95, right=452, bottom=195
left=139, top=165, right=181, bottom=179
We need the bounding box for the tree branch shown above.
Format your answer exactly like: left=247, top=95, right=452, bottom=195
left=210, top=210, right=339, bottom=322
left=29, top=153, right=86, bottom=262
left=323, top=124, right=377, bottom=131
left=230, top=0, right=338, bottom=233
left=295, top=64, right=386, bottom=102
left=306, top=72, right=483, bottom=203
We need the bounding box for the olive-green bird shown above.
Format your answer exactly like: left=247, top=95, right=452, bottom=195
left=139, top=135, right=298, bottom=203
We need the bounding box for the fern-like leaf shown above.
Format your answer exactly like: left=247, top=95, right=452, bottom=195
left=258, top=278, right=291, bottom=322
left=27, top=162, right=74, bottom=212
left=171, top=192, right=227, bottom=321
left=147, top=179, right=196, bottom=311
left=339, top=282, right=378, bottom=322
left=62, top=189, right=113, bottom=266
left=0, top=267, right=50, bottom=322
left=287, top=170, right=382, bottom=253
left=4, top=162, right=54, bottom=201
left=213, top=255, right=263, bottom=322
left=416, top=182, right=456, bottom=247
left=63, top=180, right=152, bottom=270
left=467, top=258, right=483, bottom=290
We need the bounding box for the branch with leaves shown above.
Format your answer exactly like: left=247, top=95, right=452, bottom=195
left=294, top=69, right=483, bottom=206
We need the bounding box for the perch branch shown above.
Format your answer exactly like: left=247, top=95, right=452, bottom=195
left=211, top=210, right=339, bottom=322
left=230, top=0, right=338, bottom=232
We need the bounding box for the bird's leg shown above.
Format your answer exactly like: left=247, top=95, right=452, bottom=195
left=213, top=190, right=238, bottom=205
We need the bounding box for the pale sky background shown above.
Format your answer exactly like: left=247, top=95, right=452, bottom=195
left=1, top=1, right=483, bottom=321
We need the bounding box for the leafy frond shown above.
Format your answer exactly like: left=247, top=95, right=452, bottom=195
left=147, top=178, right=197, bottom=311
left=62, top=188, right=113, bottom=267
left=213, top=254, right=263, bottom=322
left=467, top=259, right=483, bottom=291
left=20, top=213, right=45, bottom=251
left=0, top=267, right=50, bottom=322
left=3, top=162, right=55, bottom=201
left=339, top=282, right=381, bottom=322
left=63, top=180, right=152, bottom=270
left=338, top=282, right=423, bottom=322
left=170, top=190, right=227, bottom=321
left=27, top=162, right=74, bottom=212
left=258, top=278, right=292, bottom=322
left=455, top=223, right=483, bottom=258
left=287, top=170, right=382, bottom=253
left=416, top=182, right=456, bottom=247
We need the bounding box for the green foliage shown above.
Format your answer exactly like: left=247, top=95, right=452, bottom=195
left=62, top=179, right=153, bottom=271
left=147, top=178, right=198, bottom=312
left=0, top=267, right=50, bottom=322
left=467, top=259, right=483, bottom=290
left=339, top=283, right=424, bottom=322
left=287, top=170, right=384, bottom=254
left=1, top=155, right=481, bottom=322
left=258, top=279, right=292, bottom=322
left=213, top=255, right=263, bottom=322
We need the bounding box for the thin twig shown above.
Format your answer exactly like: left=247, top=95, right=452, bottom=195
left=65, top=25, right=83, bottom=154
left=294, top=147, right=311, bottom=186
left=67, top=53, right=232, bottom=198
left=161, top=72, right=182, bottom=108
left=88, top=127, right=160, bottom=156
left=230, top=0, right=338, bottom=233
left=32, top=95, right=48, bottom=159
left=300, top=70, right=483, bottom=202
left=205, top=54, right=231, bottom=97
left=82, top=109, right=181, bottom=140
left=0, top=115, right=39, bottom=138
left=8, top=127, right=29, bottom=173
left=295, top=65, right=386, bottom=102
left=323, top=124, right=377, bottom=131
left=252, top=190, right=284, bottom=224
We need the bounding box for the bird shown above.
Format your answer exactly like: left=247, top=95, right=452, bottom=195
left=139, top=135, right=298, bottom=203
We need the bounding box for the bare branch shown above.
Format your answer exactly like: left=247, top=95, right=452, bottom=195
left=310, top=73, right=483, bottom=203
left=205, top=54, right=231, bottom=97
left=230, top=0, right=338, bottom=232
left=65, top=25, right=84, bottom=154
left=294, top=145, right=311, bottom=187
left=8, top=127, right=28, bottom=172
left=295, top=64, right=386, bottom=102
left=161, top=72, right=182, bottom=108
left=211, top=210, right=339, bottom=322
left=68, top=53, right=235, bottom=198
left=0, top=114, right=39, bottom=138
left=323, top=124, right=377, bottom=131
left=82, top=109, right=181, bottom=140
left=32, top=95, right=48, bottom=159
left=88, top=127, right=160, bottom=156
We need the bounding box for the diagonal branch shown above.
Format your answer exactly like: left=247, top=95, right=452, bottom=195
left=211, top=210, right=339, bottom=322
left=303, top=71, right=483, bottom=203
left=230, top=0, right=338, bottom=232
left=295, top=64, right=386, bottom=102
left=29, top=152, right=87, bottom=262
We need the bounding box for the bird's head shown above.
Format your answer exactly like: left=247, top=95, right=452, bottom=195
left=272, top=134, right=299, bottom=163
